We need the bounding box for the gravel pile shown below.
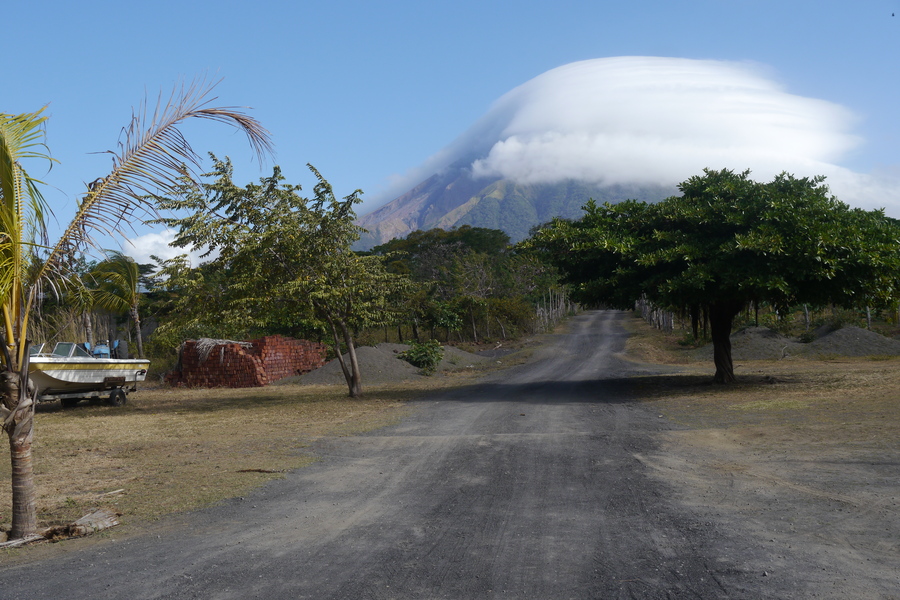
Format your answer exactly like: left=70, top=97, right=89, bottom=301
left=690, top=325, right=900, bottom=361
left=801, top=326, right=900, bottom=357
left=293, top=342, right=488, bottom=386
left=690, top=327, right=800, bottom=361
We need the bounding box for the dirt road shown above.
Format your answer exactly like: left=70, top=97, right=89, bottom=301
left=0, top=311, right=889, bottom=598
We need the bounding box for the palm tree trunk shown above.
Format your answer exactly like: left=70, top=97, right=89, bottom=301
left=130, top=305, right=144, bottom=358
left=2, top=347, right=38, bottom=539
left=9, top=417, right=36, bottom=538
left=83, top=311, right=94, bottom=347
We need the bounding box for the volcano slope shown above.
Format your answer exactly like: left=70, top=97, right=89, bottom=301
left=2, top=310, right=895, bottom=599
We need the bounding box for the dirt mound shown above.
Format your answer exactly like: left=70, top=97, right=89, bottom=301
left=801, top=325, right=900, bottom=357
left=294, top=343, right=487, bottom=386
left=691, top=327, right=801, bottom=361
left=690, top=325, right=900, bottom=361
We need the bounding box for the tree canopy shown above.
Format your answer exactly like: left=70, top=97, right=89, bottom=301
left=370, top=225, right=565, bottom=342
left=526, top=169, right=900, bottom=383
left=153, top=157, right=410, bottom=397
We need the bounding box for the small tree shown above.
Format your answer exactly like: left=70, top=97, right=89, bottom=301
left=527, top=169, right=900, bottom=383
left=155, top=158, right=411, bottom=397
left=91, top=250, right=145, bottom=357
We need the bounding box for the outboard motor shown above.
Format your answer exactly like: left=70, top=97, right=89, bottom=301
left=92, top=340, right=111, bottom=359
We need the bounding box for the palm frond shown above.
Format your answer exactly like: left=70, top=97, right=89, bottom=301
left=0, top=108, right=57, bottom=343
left=91, top=250, right=139, bottom=313
left=36, top=78, right=273, bottom=286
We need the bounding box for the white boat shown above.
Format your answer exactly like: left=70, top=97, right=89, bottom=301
left=29, top=342, right=150, bottom=406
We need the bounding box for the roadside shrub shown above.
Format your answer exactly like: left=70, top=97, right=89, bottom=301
left=797, top=330, right=816, bottom=344
left=398, top=340, right=444, bottom=375
left=677, top=333, right=704, bottom=347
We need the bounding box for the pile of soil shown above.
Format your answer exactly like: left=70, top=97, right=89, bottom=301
left=690, top=325, right=900, bottom=361
left=802, top=325, right=900, bottom=356
left=292, top=343, right=488, bottom=386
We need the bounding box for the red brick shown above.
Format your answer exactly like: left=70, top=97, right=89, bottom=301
left=166, top=335, right=327, bottom=389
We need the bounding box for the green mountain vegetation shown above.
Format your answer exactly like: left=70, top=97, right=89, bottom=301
left=355, top=167, right=673, bottom=249
left=454, top=179, right=672, bottom=242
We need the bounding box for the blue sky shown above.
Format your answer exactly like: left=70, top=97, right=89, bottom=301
left=5, top=0, right=900, bottom=262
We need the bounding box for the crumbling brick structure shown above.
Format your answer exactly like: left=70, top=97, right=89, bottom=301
left=165, top=335, right=327, bottom=388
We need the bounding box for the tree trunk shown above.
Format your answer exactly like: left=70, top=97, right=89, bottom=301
left=339, top=321, right=362, bottom=398
left=83, top=312, right=94, bottom=347
left=709, top=302, right=741, bottom=384
left=130, top=305, right=144, bottom=358
left=9, top=424, right=36, bottom=539
left=2, top=348, right=38, bottom=539
left=325, top=315, right=362, bottom=398
left=690, top=305, right=699, bottom=342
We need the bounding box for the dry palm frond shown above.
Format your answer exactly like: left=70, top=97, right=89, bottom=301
left=193, top=337, right=253, bottom=363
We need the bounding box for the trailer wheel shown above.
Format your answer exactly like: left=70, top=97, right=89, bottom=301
left=61, top=398, right=80, bottom=409
left=107, top=389, right=127, bottom=407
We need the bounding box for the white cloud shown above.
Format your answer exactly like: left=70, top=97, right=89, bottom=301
left=377, top=57, right=900, bottom=216
left=121, top=229, right=212, bottom=266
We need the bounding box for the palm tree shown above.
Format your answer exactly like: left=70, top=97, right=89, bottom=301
left=0, top=80, right=272, bottom=540
left=91, top=250, right=145, bottom=358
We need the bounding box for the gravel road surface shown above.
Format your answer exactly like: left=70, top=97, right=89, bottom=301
left=1, top=311, right=829, bottom=598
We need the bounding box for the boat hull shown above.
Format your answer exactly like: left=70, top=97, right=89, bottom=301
left=29, top=358, right=150, bottom=396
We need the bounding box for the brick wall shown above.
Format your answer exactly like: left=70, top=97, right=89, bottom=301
left=166, top=335, right=327, bottom=388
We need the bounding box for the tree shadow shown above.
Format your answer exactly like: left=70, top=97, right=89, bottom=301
left=411, top=371, right=795, bottom=406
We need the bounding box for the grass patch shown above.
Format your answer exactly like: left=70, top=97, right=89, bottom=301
left=725, top=398, right=811, bottom=412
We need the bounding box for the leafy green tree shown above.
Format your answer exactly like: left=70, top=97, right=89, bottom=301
left=373, top=224, right=568, bottom=342
left=0, top=84, right=271, bottom=539
left=154, top=158, right=411, bottom=397
left=527, top=169, right=900, bottom=383
left=146, top=255, right=249, bottom=355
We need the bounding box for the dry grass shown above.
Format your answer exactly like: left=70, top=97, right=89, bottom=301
left=623, top=315, right=900, bottom=592
left=0, top=372, right=489, bottom=533
left=622, top=314, right=900, bottom=453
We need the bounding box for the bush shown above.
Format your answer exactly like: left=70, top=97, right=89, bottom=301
left=398, top=340, right=444, bottom=375
left=677, top=333, right=704, bottom=347
left=797, top=330, right=816, bottom=344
